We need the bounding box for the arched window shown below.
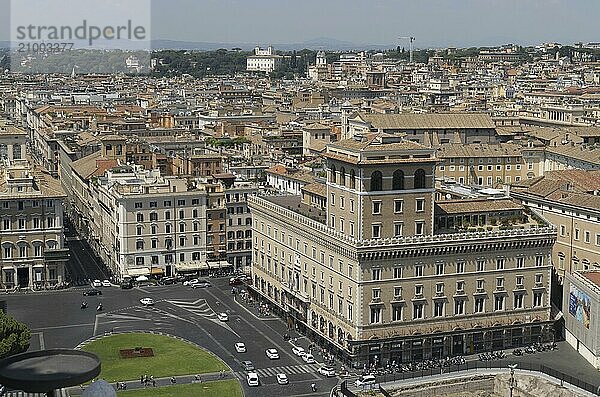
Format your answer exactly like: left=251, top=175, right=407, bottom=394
left=370, top=171, right=382, bottom=191
left=349, top=169, right=356, bottom=189
left=330, top=164, right=336, bottom=183
left=414, top=169, right=426, bottom=189
left=339, top=167, right=346, bottom=186
left=392, top=170, right=405, bottom=190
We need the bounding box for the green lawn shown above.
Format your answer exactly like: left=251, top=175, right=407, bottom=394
left=82, top=333, right=228, bottom=382
left=116, top=380, right=242, bottom=397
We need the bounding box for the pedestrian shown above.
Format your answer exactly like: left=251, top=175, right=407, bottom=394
left=140, top=375, right=144, bottom=385
left=152, top=379, right=156, bottom=387
left=116, top=383, right=121, bottom=390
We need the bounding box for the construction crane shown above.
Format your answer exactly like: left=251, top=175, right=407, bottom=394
left=398, top=36, right=415, bottom=63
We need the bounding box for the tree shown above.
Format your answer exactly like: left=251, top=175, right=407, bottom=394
left=0, top=312, right=31, bottom=359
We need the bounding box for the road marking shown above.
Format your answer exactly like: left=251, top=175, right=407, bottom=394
left=203, top=287, right=306, bottom=366
left=32, top=323, right=94, bottom=331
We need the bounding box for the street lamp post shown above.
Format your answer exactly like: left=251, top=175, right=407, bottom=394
left=508, top=364, right=518, bottom=397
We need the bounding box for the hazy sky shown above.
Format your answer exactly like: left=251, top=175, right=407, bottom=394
left=1, top=0, right=598, bottom=47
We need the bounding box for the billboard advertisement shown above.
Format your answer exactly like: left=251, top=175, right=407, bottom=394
left=569, top=285, right=591, bottom=329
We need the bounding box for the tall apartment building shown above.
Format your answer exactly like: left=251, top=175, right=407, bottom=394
left=225, top=183, right=257, bottom=270
left=0, top=125, right=68, bottom=288
left=87, top=166, right=208, bottom=279
left=249, top=133, right=555, bottom=367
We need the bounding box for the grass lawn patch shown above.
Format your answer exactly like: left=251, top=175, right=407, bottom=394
left=82, top=333, right=228, bottom=382
left=116, top=380, right=242, bottom=397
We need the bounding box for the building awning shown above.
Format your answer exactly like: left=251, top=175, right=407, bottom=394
left=208, top=261, right=233, bottom=269
left=150, top=267, right=164, bottom=275
left=127, top=267, right=150, bottom=276
left=176, top=262, right=209, bottom=272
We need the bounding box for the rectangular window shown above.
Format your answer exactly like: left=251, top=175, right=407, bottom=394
left=585, top=231, right=591, bottom=243
left=514, top=293, right=524, bottom=309
left=413, top=303, right=424, bottom=319
left=494, top=295, right=505, bottom=311
left=415, top=284, right=423, bottom=296
left=18, top=219, right=25, bottom=230
left=415, top=264, right=423, bottom=277
left=474, top=297, right=485, bottom=313
left=330, top=193, right=335, bottom=206
left=372, top=288, right=381, bottom=300
left=456, top=262, right=465, bottom=273
left=372, top=201, right=381, bottom=215
left=476, top=259, right=485, bottom=272
left=150, top=201, right=157, bottom=208
left=394, top=286, right=402, bottom=297
left=415, top=221, right=424, bottom=236
left=392, top=305, right=403, bottom=321
left=370, top=307, right=381, bottom=324
left=372, top=224, right=381, bottom=239
left=435, top=262, right=444, bottom=275
left=535, top=256, right=543, bottom=267
left=372, top=269, right=381, bottom=281
left=496, top=278, right=504, bottom=289
left=415, top=198, right=425, bottom=212
left=134, top=202, right=142, bottom=209
left=516, top=257, right=524, bottom=268
left=476, top=279, right=484, bottom=291
left=575, top=229, right=580, bottom=241
left=393, top=267, right=402, bottom=279
left=394, top=222, right=403, bottom=237
left=454, top=299, right=465, bottom=315
left=394, top=199, right=403, bottom=213
left=496, top=258, right=505, bottom=270
left=348, top=303, right=353, bottom=321
left=434, top=301, right=444, bottom=317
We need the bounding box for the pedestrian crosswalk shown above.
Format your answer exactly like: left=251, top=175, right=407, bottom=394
left=238, top=363, right=321, bottom=378
left=6, top=389, right=68, bottom=397
left=167, top=299, right=218, bottom=320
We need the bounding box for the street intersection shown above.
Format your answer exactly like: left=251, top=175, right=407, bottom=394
left=1, top=279, right=339, bottom=397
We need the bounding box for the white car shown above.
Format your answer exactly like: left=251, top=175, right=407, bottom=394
left=92, top=280, right=102, bottom=288
left=276, top=373, right=288, bottom=385
left=302, top=353, right=315, bottom=364
left=183, top=279, right=199, bottom=286
left=234, top=342, right=246, bottom=353
left=217, top=312, right=229, bottom=322
left=101, top=280, right=111, bottom=287
left=266, top=348, right=279, bottom=359
left=318, top=366, right=336, bottom=377
left=139, top=297, right=154, bottom=306
left=355, top=374, right=376, bottom=387
left=246, top=372, right=259, bottom=387
left=291, top=346, right=305, bottom=356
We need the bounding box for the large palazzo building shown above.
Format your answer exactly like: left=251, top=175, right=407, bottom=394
left=249, top=133, right=556, bottom=367
left=0, top=123, right=68, bottom=289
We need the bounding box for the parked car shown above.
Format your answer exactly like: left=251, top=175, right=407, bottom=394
left=302, top=353, right=315, bottom=364
left=246, top=372, right=259, bottom=387
left=91, top=280, right=102, bottom=288
left=139, top=297, right=154, bottom=306
left=234, top=342, right=246, bottom=353
left=355, top=375, right=376, bottom=387
left=83, top=289, right=102, bottom=296
left=276, top=373, right=288, bottom=385
left=292, top=346, right=305, bottom=356
left=241, top=360, right=254, bottom=371
left=120, top=281, right=133, bottom=289
left=159, top=277, right=175, bottom=285
left=101, top=280, right=111, bottom=287
left=318, top=366, right=336, bottom=377
left=217, top=312, right=229, bottom=322
left=266, top=348, right=279, bottom=359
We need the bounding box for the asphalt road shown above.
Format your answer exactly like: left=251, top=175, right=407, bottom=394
left=0, top=279, right=339, bottom=397
left=63, top=220, right=112, bottom=286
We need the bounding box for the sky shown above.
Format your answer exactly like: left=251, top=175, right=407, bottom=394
left=0, top=0, right=598, bottom=48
